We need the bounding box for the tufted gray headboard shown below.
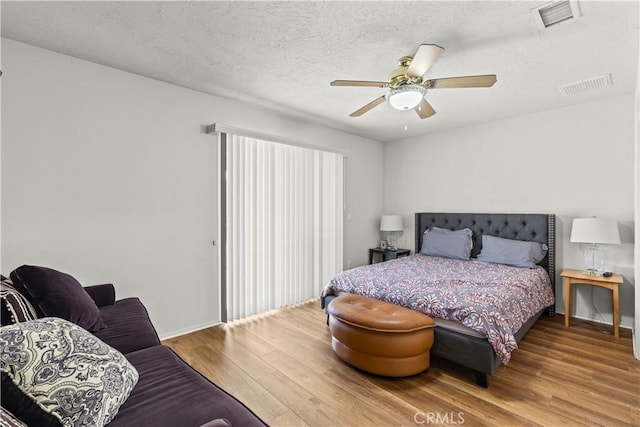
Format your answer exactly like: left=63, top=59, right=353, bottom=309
left=415, top=212, right=556, bottom=314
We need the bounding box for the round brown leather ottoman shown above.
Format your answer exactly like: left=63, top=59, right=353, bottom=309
left=327, top=294, right=436, bottom=377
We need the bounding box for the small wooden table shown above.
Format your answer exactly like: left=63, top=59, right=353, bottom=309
left=561, top=269, right=623, bottom=338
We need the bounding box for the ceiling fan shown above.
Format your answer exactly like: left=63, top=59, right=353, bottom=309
left=330, top=44, right=497, bottom=119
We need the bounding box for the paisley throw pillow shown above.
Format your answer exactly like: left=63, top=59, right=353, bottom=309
left=0, top=317, right=138, bottom=427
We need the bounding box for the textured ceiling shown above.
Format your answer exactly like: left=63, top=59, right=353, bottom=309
left=2, top=1, right=638, bottom=142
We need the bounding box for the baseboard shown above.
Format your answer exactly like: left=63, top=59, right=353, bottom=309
left=160, top=320, right=222, bottom=341
left=556, top=309, right=633, bottom=330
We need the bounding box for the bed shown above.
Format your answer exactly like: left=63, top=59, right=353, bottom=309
left=321, top=212, right=556, bottom=387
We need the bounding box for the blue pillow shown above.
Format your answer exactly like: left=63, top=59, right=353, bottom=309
left=419, top=227, right=473, bottom=260
left=477, top=235, right=548, bottom=268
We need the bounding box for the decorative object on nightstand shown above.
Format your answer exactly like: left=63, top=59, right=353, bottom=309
left=569, top=217, right=620, bottom=275
left=561, top=269, right=623, bottom=338
left=369, top=248, right=410, bottom=264
left=380, top=214, right=403, bottom=250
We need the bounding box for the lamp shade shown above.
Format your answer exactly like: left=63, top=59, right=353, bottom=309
left=570, top=217, right=621, bottom=245
left=388, top=85, right=425, bottom=110
left=380, top=215, right=403, bottom=232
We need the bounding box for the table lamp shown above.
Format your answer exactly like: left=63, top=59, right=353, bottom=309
left=380, top=215, right=403, bottom=251
left=570, top=217, right=620, bottom=274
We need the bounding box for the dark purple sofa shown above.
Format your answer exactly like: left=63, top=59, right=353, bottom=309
left=1, top=271, right=266, bottom=427
left=84, top=284, right=266, bottom=427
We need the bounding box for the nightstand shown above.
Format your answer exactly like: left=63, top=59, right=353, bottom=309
left=369, top=248, right=410, bottom=264
left=561, top=269, right=623, bottom=338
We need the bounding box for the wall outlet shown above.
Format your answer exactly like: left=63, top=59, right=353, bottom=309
left=347, top=260, right=352, bottom=269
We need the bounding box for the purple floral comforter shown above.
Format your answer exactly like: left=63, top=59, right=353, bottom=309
left=322, top=255, right=554, bottom=364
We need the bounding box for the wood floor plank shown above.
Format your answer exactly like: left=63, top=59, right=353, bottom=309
left=255, top=370, right=346, bottom=426
left=270, top=410, right=310, bottom=427
left=384, top=371, right=542, bottom=427
left=171, top=338, right=289, bottom=423
left=317, top=364, right=426, bottom=426
left=164, top=300, right=640, bottom=427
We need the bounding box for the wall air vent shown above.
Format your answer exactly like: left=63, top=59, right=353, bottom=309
left=559, top=74, right=613, bottom=96
left=533, top=1, right=581, bottom=30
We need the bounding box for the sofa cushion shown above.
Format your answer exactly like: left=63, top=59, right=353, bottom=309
left=0, top=318, right=139, bottom=427
left=1, top=278, right=38, bottom=326
left=10, top=266, right=106, bottom=332
left=94, top=298, right=161, bottom=354
left=110, top=346, right=265, bottom=427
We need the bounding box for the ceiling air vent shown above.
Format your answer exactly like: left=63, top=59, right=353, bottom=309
left=533, top=1, right=581, bottom=29
left=559, top=74, right=612, bottom=96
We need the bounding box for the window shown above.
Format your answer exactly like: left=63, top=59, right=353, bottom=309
left=222, top=133, right=344, bottom=321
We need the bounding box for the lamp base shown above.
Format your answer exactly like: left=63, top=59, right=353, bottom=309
left=386, top=232, right=399, bottom=252
left=582, top=268, right=602, bottom=276
left=584, top=244, right=604, bottom=275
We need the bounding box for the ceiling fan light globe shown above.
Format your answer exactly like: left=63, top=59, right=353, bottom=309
left=388, top=85, right=425, bottom=110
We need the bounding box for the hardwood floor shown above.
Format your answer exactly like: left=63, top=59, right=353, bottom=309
left=163, top=301, right=640, bottom=427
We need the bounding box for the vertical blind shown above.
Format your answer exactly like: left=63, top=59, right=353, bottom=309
left=225, top=134, right=344, bottom=321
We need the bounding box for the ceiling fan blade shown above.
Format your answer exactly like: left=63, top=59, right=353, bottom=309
left=350, top=96, right=386, bottom=117
left=406, top=44, right=444, bottom=78
left=428, top=74, right=497, bottom=89
left=415, top=98, right=436, bottom=119
left=331, top=80, right=388, bottom=88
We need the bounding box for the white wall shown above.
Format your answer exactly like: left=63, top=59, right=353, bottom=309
left=1, top=39, right=384, bottom=338
left=634, top=42, right=639, bottom=358
left=384, top=94, right=636, bottom=329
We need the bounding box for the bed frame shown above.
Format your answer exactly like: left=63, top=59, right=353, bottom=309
left=415, top=212, right=556, bottom=387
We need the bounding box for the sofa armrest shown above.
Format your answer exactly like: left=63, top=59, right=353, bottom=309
left=83, top=284, right=116, bottom=307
